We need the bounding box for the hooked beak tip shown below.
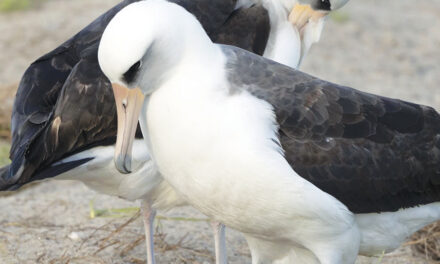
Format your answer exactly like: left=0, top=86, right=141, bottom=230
left=115, top=154, right=132, bottom=174
left=112, top=83, right=144, bottom=175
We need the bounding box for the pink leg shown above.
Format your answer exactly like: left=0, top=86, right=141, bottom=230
left=211, top=221, right=227, bottom=264
left=141, top=200, right=157, bottom=264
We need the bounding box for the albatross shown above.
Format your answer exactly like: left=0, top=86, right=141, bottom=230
left=99, top=0, right=440, bottom=263
left=0, top=0, right=349, bottom=263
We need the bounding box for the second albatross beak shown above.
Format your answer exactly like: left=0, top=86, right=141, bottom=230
left=289, top=4, right=328, bottom=36
left=112, top=83, right=145, bottom=173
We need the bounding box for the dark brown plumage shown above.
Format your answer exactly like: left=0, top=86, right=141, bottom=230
left=224, top=46, right=440, bottom=213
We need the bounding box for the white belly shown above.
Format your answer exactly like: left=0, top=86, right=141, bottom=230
left=143, top=73, right=355, bottom=243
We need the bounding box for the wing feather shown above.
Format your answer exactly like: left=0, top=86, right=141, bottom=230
left=223, top=46, right=440, bottom=213
left=6, top=1, right=139, bottom=185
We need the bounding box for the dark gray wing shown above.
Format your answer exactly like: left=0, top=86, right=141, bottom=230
left=2, top=0, right=271, bottom=189
left=174, top=1, right=271, bottom=55
left=211, top=4, right=270, bottom=55
left=171, top=0, right=238, bottom=35
left=9, top=45, right=118, bottom=186
left=223, top=45, right=440, bottom=213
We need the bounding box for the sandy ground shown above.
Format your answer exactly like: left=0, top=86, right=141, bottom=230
left=0, top=0, right=439, bottom=263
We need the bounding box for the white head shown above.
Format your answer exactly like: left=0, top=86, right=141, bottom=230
left=98, top=0, right=210, bottom=173
left=99, top=0, right=209, bottom=91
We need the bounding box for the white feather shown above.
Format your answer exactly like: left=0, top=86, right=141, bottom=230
left=357, top=202, right=440, bottom=256
left=54, top=140, right=182, bottom=209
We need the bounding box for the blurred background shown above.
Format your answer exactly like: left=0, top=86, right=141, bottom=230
left=0, top=0, right=439, bottom=263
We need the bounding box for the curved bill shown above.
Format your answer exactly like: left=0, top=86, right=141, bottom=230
left=112, top=83, right=145, bottom=174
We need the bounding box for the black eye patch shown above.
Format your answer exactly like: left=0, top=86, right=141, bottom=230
left=313, top=0, right=331, bottom=11
left=123, top=61, right=141, bottom=84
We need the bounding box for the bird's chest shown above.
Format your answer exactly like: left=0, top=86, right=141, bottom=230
left=141, top=80, right=297, bottom=234
left=143, top=82, right=274, bottom=210
left=144, top=82, right=229, bottom=190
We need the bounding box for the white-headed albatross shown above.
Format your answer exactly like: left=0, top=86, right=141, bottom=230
left=0, top=0, right=350, bottom=263
left=99, top=0, right=440, bottom=263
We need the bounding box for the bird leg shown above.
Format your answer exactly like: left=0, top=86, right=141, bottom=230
left=141, top=200, right=157, bottom=264
left=211, top=221, right=227, bottom=264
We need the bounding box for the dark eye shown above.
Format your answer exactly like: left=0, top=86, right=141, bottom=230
left=313, top=0, right=331, bottom=11
left=123, top=61, right=141, bottom=84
